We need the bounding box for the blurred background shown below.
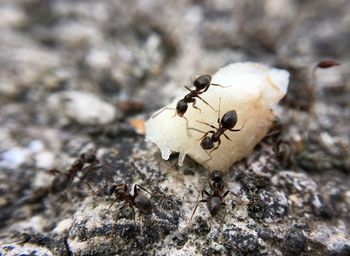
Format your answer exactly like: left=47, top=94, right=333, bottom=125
left=0, top=0, right=349, bottom=255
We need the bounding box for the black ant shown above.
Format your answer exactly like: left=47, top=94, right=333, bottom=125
left=190, top=98, right=247, bottom=161
left=263, top=118, right=301, bottom=169
left=309, top=60, right=340, bottom=112
left=14, top=148, right=99, bottom=206
left=49, top=148, right=99, bottom=194
left=101, top=183, right=153, bottom=222
left=152, top=75, right=226, bottom=128
left=187, top=171, right=242, bottom=224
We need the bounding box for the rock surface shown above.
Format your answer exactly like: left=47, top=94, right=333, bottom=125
left=48, top=91, right=118, bottom=125
left=0, top=0, right=349, bottom=256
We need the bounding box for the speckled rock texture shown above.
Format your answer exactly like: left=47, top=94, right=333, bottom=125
left=0, top=1, right=350, bottom=256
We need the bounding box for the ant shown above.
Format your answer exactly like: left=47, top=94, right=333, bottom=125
left=263, top=118, right=301, bottom=169
left=309, top=60, right=340, bottom=113
left=14, top=148, right=99, bottom=206
left=152, top=75, right=226, bottom=129
left=190, top=98, right=247, bottom=161
left=49, top=148, right=99, bottom=194
left=101, top=183, right=153, bottom=222
left=187, top=171, right=242, bottom=224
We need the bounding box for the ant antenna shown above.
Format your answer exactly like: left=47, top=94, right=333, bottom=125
left=218, top=97, right=222, bottom=122
left=151, top=107, right=176, bottom=118
left=305, top=60, right=340, bottom=134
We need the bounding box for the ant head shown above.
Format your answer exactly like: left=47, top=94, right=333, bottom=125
left=176, top=99, right=188, bottom=116
left=193, top=75, right=211, bottom=90
left=201, top=137, right=214, bottom=150
left=207, top=196, right=222, bottom=216
left=210, top=170, right=222, bottom=181
left=221, top=110, right=237, bottom=129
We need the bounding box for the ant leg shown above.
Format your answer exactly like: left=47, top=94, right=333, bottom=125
left=222, top=191, right=230, bottom=198
left=181, top=115, right=192, bottom=137
left=264, top=127, right=283, bottom=138
left=151, top=107, right=176, bottom=118
left=229, top=116, right=252, bottom=132
left=131, top=205, right=137, bottom=225
left=187, top=127, right=206, bottom=134
left=223, top=191, right=246, bottom=204
left=108, top=197, right=119, bottom=209
left=223, top=133, right=231, bottom=141
left=209, top=139, right=221, bottom=153
left=82, top=180, right=94, bottom=194
left=203, top=150, right=213, bottom=163
left=211, top=83, right=229, bottom=88
left=48, top=169, right=62, bottom=176
left=134, top=184, right=153, bottom=197
left=91, top=180, right=109, bottom=196
left=187, top=127, right=211, bottom=140
left=202, top=190, right=210, bottom=198
left=209, top=180, right=214, bottom=191
left=192, top=99, right=202, bottom=113
left=197, top=131, right=214, bottom=141
left=186, top=199, right=207, bottom=227
left=196, top=120, right=217, bottom=130
left=115, top=204, right=127, bottom=221
left=187, top=127, right=214, bottom=142
left=195, top=95, right=217, bottom=112
left=184, top=85, right=193, bottom=92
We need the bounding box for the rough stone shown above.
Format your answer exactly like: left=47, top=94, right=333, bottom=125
left=0, top=0, right=349, bottom=255
left=48, top=91, right=118, bottom=125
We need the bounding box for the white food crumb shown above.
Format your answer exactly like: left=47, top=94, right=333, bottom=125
left=145, top=62, right=289, bottom=171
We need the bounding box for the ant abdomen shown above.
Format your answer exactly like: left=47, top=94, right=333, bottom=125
left=207, top=196, right=222, bottom=216
left=221, top=110, right=238, bottom=129
left=194, top=75, right=212, bottom=90
left=134, top=194, right=152, bottom=215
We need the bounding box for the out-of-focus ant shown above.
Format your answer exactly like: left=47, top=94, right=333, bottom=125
left=49, top=148, right=99, bottom=193
left=306, top=60, right=340, bottom=130
left=99, top=183, right=153, bottom=222
left=187, top=171, right=243, bottom=224
left=152, top=75, right=226, bottom=129
left=310, top=60, right=340, bottom=110
left=190, top=98, right=248, bottom=161
left=14, top=148, right=99, bottom=206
